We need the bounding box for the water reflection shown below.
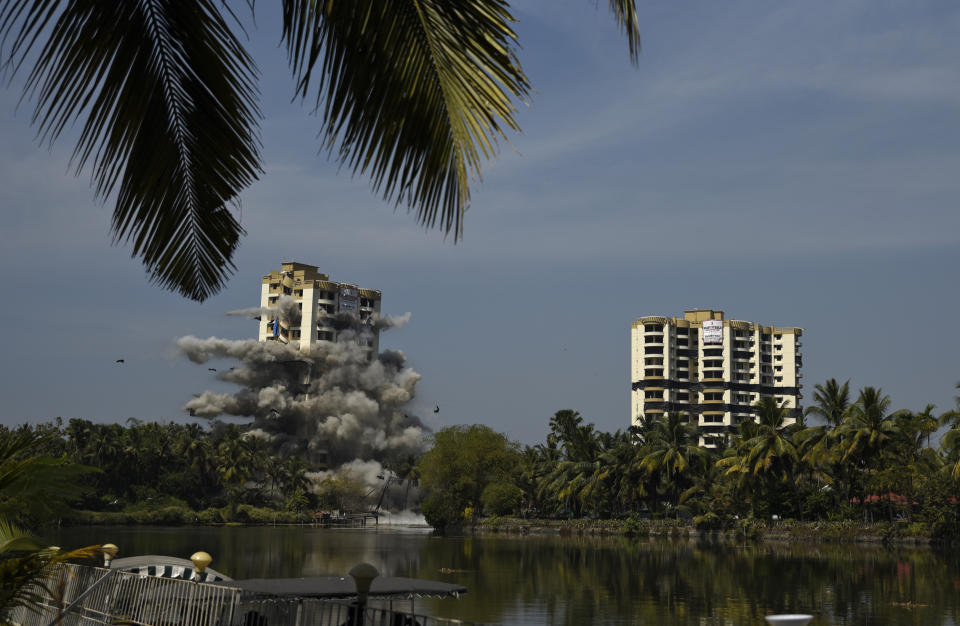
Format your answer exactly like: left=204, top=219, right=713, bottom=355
left=48, top=527, right=960, bottom=626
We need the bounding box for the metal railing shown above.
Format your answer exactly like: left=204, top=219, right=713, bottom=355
left=7, top=564, right=492, bottom=626
left=230, top=597, right=489, bottom=626
left=9, top=563, right=243, bottom=626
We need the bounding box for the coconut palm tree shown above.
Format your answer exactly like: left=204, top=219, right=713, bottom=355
left=804, top=378, right=851, bottom=429
left=837, top=387, right=897, bottom=465
left=0, top=428, right=102, bottom=622
left=0, top=521, right=101, bottom=624
left=0, top=0, right=641, bottom=300
left=638, top=413, right=705, bottom=516
left=744, top=397, right=802, bottom=516
left=938, top=382, right=960, bottom=479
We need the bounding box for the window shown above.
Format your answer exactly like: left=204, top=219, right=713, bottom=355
left=677, top=392, right=689, bottom=401
left=677, top=338, right=688, bottom=346
left=677, top=359, right=689, bottom=368
left=644, top=368, right=664, bottom=377
left=644, top=335, right=662, bottom=344
left=645, top=346, right=663, bottom=354
left=645, top=324, right=663, bottom=332
left=317, top=330, right=334, bottom=341
left=676, top=327, right=689, bottom=335
left=775, top=354, right=782, bottom=361
left=702, top=414, right=723, bottom=423
left=704, top=392, right=723, bottom=401
left=774, top=366, right=783, bottom=372
left=704, top=359, right=723, bottom=368
left=775, top=334, right=782, bottom=340
left=645, top=390, right=663, bottom=399
left=645, top=357, right=663, bottom=365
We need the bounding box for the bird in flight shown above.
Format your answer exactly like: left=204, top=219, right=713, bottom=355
left=208, top=367, right=217, bottom=372
left=115, top=359, right=124, bottom=363
left=434, top=405, right=440, bottom=414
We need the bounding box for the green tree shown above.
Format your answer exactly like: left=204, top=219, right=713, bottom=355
left=417, top=425, right=521, bottom=528
left=481, top=482, right=523, bottom=516
left=0, top=0, right=640, bottom=300
left=804, top=378, right=851, bottom=429
left=638, top=413, right=705, bottom=516
left=0, top=428, right=102, bottom=622
left=838, top=387, right=897, bottom=465
left=744, top=398, right=801, bottom=517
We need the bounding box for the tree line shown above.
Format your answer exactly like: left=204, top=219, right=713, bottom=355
left=2, top=379, right=959, bottom=535
left=417, top=380, right=960, bottom=533
left=1, top=418, right=418, bottom=525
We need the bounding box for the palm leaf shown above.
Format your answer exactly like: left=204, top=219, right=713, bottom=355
left=281, top=0, right=531, bottom=240
left=1, top=0, right=262, bottom=301
left=608, top=0, right=641, bottom=63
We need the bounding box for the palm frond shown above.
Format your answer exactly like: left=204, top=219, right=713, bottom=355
left=282, top=0, right=530, bottom=240
left=607, top=0, right=641, bottom=63
left=1, top=0, right=262, bottom=301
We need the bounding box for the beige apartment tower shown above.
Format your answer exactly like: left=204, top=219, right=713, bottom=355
left=259, top=262, right=382, bottom=357
left=631, top=309, right=803, bottom=445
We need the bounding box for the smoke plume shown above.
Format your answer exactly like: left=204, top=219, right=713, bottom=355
left=227, top=295, right=302, bottom=326
left=177, top=323, right=425, bottom=469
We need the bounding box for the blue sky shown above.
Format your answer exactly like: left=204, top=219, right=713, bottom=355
left=1, top=1, right=958, bottom=445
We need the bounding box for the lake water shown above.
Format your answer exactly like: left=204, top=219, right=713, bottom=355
left=47, top=525, right=960, bottom=626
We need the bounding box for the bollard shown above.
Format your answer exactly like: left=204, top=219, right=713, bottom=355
left=102, top=544, right=119, bottom=568
left=190, top=551, right=213, bottom=581
left=348, top=562, right=379, bottom=626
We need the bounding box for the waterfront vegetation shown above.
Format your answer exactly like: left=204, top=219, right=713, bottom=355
left=3, top=380, right=960, bottom=544
left=418, top=380, right=960, bottom=538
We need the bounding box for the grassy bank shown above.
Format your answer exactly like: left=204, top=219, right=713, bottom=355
left=65, top=504, right=314, bottom=526
left=474, top=516, right=958, bottom=545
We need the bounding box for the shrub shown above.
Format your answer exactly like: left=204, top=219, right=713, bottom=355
left=232, top=504, right=281, bottom=524
left=421, top=491, right=462, bottom=532
left=693, top=512, right=723, bottom=531
left=481, top=483, right=523, bottom=516
left=197, top=508, right=225, bottom=524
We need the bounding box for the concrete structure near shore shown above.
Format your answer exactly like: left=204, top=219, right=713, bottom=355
left=259, top=262, right=382, bottom=358
left=630, top=309, right=803, bottom=446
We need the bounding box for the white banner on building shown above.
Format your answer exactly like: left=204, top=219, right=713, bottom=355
left=702, top=320, right=723, bottom=345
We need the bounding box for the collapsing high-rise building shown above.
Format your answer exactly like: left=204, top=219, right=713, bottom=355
left=630, top=309, right=803, bottom=446
left=259, top=262, right=382, bottom=357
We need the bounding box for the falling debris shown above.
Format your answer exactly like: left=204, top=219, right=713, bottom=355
left=177, top=322, right=425, bottom=470
left=208, top=368, right=217, bottom=372
left=115, top=359, right=125, bottom=363
left=434, top=405, right=440, bottom=414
